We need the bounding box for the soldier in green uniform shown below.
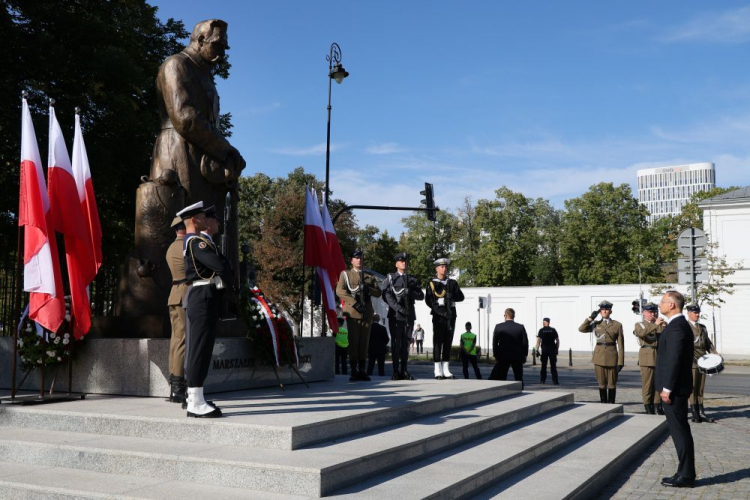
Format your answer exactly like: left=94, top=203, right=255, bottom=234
left=579, top=301, right=624, bottom=403
left=634, top=302, right=666, bottom=414
left=336, top=248, right=382, bottom=381
left=686, top=304, right=718, bottom=423
left=166, top=216, right=188, bottom=405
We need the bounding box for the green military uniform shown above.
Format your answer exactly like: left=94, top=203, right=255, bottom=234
left=633, top=307, right=664, bottom=414
left=336, top=250, right=382, bottom=381
left=687, top=304, right=718, bottom=423
left=166, top=217, right=189, bottom=404
left=579, top=301, right=624, bottom=404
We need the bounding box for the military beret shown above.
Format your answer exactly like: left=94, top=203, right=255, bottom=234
left=204, top=205, right=218, bottom=219
left=686, top=304, right=701, bottom=313
left=176, top=201, right=204, bottom=221
left=434, top=257, right=450, bottom=267
left=394, top=252, right=408, bottom=262
left=642, top=303, right=659, bottom=313
left=170, top=216, right=184, bottom=229
left=598, top=300, right=613, bottom=310
left=351, top=248, right=363, bottom=258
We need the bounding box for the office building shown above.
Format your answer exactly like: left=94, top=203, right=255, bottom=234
left=636, top=162, right=715, bottom=224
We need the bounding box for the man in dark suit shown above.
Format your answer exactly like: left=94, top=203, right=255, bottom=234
left=367, top=314, right=390, bottom=376
left=489, top=308, right=529, bottom=388
left=656, top=290, right=696, bottom=488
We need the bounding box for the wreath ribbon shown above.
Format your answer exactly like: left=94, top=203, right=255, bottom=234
left=251, top=295, right=280, bottom=367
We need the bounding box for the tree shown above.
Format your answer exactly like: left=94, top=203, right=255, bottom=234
left=355, top=225, right=399, bottom=277
left=452, top=197, right=481, bottom=286
left=560, top=182, right=660, bottom=285
left=472, top=187, right=555, bottom=286
left=399, top=210, right=458, bottom=285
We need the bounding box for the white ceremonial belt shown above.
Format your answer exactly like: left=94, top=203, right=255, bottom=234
left=192, top=279, right=212, bottom=287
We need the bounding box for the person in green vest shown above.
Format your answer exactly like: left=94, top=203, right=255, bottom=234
left=335, top=317, right=349, bottom=376
left=460, top=322, right=482, bottom=379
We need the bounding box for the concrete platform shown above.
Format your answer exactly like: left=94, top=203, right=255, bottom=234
left=0, top=377, right=667, bottom=499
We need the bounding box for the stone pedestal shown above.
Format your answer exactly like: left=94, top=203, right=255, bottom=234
left=0, top=336, right=333, bottom=397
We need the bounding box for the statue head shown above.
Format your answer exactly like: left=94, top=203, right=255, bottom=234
left=189, top=19, right=229, bottom=66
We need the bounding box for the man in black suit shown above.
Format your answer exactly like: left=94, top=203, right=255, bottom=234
left=489, top=308, right=529, bottom=388
left=367, top=314, right=390, bottom=377
left=656, top=290, right=696, bottom=488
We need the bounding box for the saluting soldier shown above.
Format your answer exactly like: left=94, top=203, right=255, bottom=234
left=381, top=252, right=424, bottom=380
left=425, top=257, right=464, bottom=379
left=634, top=302, right=666, bottom=414
left=180, top=201, right=234, bottom=418
left=336, top=248, right=382, bottom=382
left=166, top=216, right=189, bottom=405
left=686, top=304, right=718, bottom=423
left=579, top=300, right=624, bottom=403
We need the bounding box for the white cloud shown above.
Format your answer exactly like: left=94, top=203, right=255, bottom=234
left=271, top=143, right=343, bottom=156
left=246, top=101, right=281, bottom=115
left=365, top=142, right=404, bottom=155
left=661, top=6, right=750, bottom=44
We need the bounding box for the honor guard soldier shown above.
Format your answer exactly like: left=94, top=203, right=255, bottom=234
left=166, top=216, right=188, bottom=405
left=425, top=257, right=465, bottom=379
left=686, top=304, right=718, bottom=423
left=579, top=300, right=624, bottom=403
left=381, top=252, right=424, bottom=380
left=180, top=201, right=234, bottom=418
left=634, top=303, right=666, bottom=414
left=336, top=248, right=382, bottom=381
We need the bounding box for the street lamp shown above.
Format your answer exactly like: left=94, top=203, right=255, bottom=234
left=324, top=42, right=349, bottom=207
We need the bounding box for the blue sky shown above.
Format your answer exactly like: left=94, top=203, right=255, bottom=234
left=151, top=1, right=750, bottom=236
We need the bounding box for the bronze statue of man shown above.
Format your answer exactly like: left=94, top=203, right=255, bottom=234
left=118, top=19, right=245, bottom=317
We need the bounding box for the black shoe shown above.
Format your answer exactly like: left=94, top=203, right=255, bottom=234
left=187, top=407, right=223, bottom=418
left=662, top=475, right=695, bottom=488
left=691, top=404, right=702, bottom=423
left=391, top=372, right=402, bottom=380
left=358, top=361, right=371, bottom=381
left=698, top=404, right=715, bottom=423
left=553, top=381, right=559, bottom=385
left=661, top=473, right=678, bottom=483
left=540, top=380, right=546, bottom=384
left=657, top=403, right=665, bottom=415
left=599, top=388, right=607, bottom=403
left=401, top=371, right=415, bottom=381
left=169, top=376, right=186, bottom=404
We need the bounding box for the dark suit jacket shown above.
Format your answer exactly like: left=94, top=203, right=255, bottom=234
left=493, top=320, right=529, bottom=361
left=656, top=314, right=694, bottom=397
left=368, top=323, right=390, bottom=356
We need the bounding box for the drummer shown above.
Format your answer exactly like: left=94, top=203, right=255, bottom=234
left=686, top=304, right=718, bottom=423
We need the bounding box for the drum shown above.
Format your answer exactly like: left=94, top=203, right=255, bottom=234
left=697, top=353, right=724, bottom=376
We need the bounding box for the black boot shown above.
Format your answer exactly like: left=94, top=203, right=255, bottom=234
left=648, top=403, right=656, bottom=415
left=698, top=404, right=715, bottom=423
left=691, top=404, right=702, bottom=423
left=608, top=388, right=616, bottom=404
left=599, top=388, right=607, bottom=403
left=644, top=404, right=652, bottom=415
left=656, top=403, right=665, bottom=415
left=349, top=361, right=359, bottom=382
left=358, top=360, right=371, bottom=381
left=169, top=375, right=186, bottom=404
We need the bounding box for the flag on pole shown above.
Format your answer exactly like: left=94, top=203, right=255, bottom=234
left=18, top=97, right=65, bottom=332
left=321, top=202, right=346, bottom=286
left=47, top=106, right=94, bottom=339
left=303, top=187, right=339, bottom=334
left=72, top=112, right=102, bottom=275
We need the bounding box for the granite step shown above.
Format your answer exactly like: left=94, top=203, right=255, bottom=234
left=0, top=460, right=309, bottom=500
left=0, top=378, right=520, bottom=450
left=327, top=403, right=623, bottom=499
left=472, top=413, right=668, bottom=499
left=0, top=391, right=572, bottom=497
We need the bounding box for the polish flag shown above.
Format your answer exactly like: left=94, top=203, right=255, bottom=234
left=18, top=98, right=65, bottom=332
left=72, top=113, right=102, bottom=276
left=321, top=202, right=346, bottom=286
left=47, top=106, right=93, bottom=339
left=303, top=187, right=338, bottom=334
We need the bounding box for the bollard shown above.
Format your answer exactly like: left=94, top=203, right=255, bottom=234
left=569, top=347, right=573, bottom=367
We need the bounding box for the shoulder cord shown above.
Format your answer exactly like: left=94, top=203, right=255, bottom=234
left=187, top=235, right=216, bottom=281
left=388, top=274, right=406, bottom=299
left=429, top=280, right=446, bottom=299
left=342, top=271, right=361, bottom=294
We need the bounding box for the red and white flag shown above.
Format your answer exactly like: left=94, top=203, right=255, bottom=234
left=72, top=112, right=102, bottom=276
left=303, top=187, right=338, bottom=334
left=18, top=97, right=65, bottom=332
left=321, top=202, right=346, bottom=286
left=47, top=106, right=94, bottom=339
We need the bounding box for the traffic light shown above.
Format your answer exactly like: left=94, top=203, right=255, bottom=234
left=420, top=182, right=436, bottom=221
left=631, top=300, right=640, bottom=314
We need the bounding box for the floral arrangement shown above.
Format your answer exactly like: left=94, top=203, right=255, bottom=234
left=17, top=314, right=75, bottom=370
left=240, top=286, right=299, bottom=367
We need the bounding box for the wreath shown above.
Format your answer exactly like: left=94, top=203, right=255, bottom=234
left=17, top=310, right=76, bottom=370
left=240, top=286, right=299, bottom=367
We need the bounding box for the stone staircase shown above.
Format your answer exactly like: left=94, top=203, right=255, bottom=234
left=0, top=379, right=666, bottom=499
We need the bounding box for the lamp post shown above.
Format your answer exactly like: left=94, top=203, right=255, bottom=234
left=324, top=42, right=349, bottom=207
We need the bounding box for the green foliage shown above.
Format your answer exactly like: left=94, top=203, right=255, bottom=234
left=452, top=197, right=481, bottom=286
left=355, top=225, right=399, bottom=276
left=560, top=182, right=658, bottom=285
left=399, top=210, right=458, bottom=285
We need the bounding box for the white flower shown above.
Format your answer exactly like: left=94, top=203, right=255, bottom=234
left=54, top=337, right=61, bottom=344
left=36, top=359, right=42, bottom=364
left=63, top=333, right=70, bottom=339
left=50, top=332, right=56, bottom=339
left=47, top=350, right=56, bottom=358
left=63, top=339, right=69, bottom=345
left=17, top=339, right=23, bottom=348
left=57, top=357, right=62, bottom=361
left=20, top=356, right=26, bottom=363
